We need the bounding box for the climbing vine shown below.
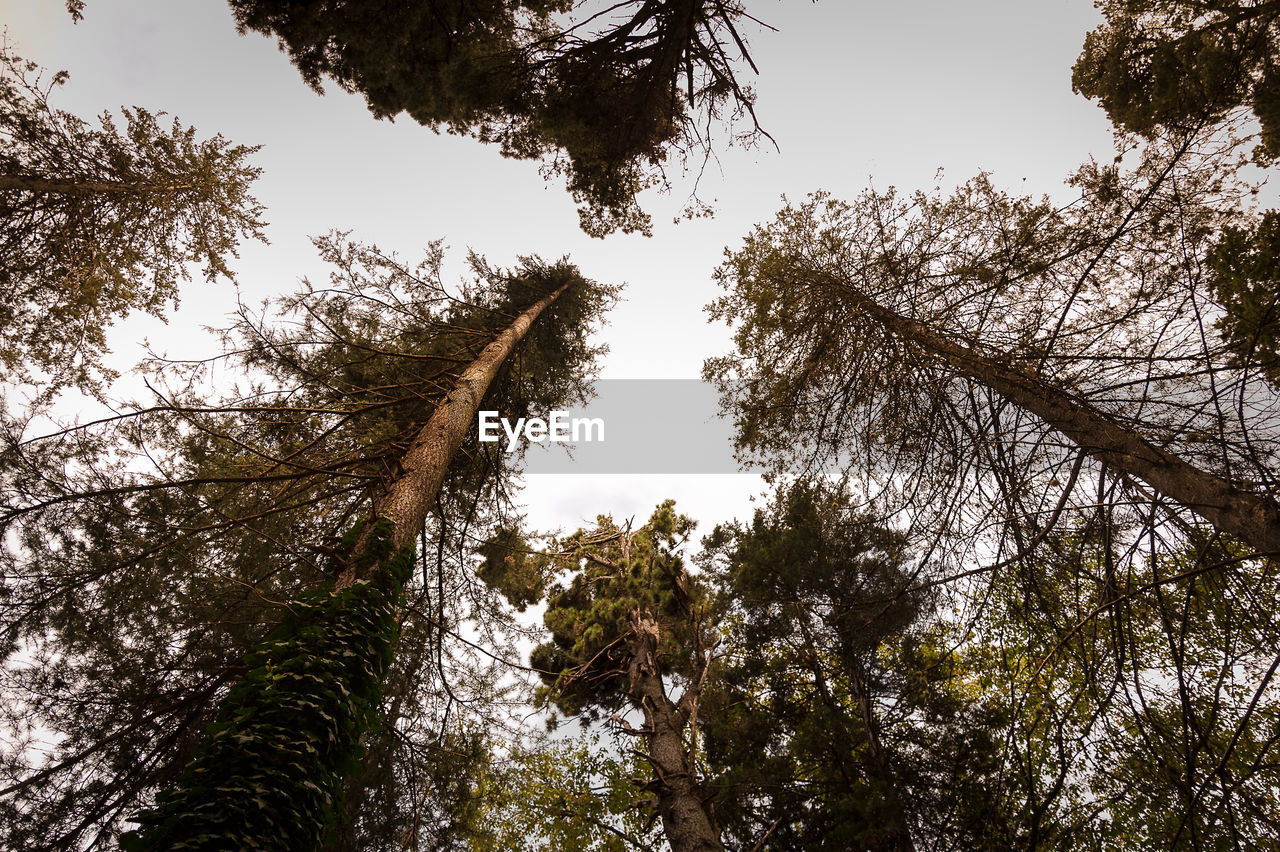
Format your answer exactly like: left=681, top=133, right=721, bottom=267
left=122, top=517, right=415, bottom=851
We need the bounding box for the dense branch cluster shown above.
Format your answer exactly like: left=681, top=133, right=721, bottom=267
left=0, top=45, right=265, bottom=393
left=229, top=0, right=770, bottom=236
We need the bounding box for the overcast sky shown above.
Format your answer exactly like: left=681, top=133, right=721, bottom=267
left=3, top=0, right=1116, bottom=536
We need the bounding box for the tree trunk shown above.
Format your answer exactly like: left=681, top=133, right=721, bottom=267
left=336, top=282, right=568, bottom=585
left=821, top=271, right=1280, bottom=557
left=124, top=283, right=571, bottom=852
left=626, top=609, right=725, bottom=852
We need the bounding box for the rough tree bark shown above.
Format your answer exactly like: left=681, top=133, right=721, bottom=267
left=625, top=608, right=724, bottom=852
left=336, top=282, right=569, bottom=586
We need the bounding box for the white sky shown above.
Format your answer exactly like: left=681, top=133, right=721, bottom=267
left=2, top=0, right=1115, bottom=536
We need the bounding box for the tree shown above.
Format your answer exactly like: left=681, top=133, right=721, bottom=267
left=1204, top=210, right=1280, bottom=384
left=1072, top=2, right=1280, bottom=389
left=0, top=236, right=617, bottom=849
left=1072, top=0, right=1280, bottom=156
left=0, top=44, right=265, bottom=394
left=221, top=0, right=771, bottom=236
left=705, top=133, right=1280, bottom=848
left=502, top=502, right=725, bottom=852
left=956, top=521, right=1280, bottom=849
left=698, top=483, right=1010, bottom=851
left=469, top=734, right=663, bottom=851
left=705, top=134, right=1280, bottom=562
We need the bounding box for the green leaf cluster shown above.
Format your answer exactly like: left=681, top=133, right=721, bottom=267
left=1072, top=2, right=1275, bottom=148
left=529, top=500, right=701, bottom=719
left=120, top=517, right=415, bottom=851
left=1207, top=210, right=1280, bottom=383
left=470, top=735, right=660, bottom=852
left=700, top=483, right=1009, bottom=850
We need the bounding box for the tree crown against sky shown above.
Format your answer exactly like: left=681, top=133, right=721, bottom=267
left=698, top=482, right=947, bottom=852
left=0, top=43, right=265, bottom=397
left=1073, top=1, right=1280, bottom=384
left=705, top=128, right=1280, bottom=562
left=7, top=1, right=1280, bottom=848
left=1074, top=0, right=1280, bottom=158
left=0, top=237, right=618, bottom=849
left=486, top=501, right=726, bottom=851
left=216, top=0, right=770, bottom=237
left=700, top=115, right=1280, bottom=849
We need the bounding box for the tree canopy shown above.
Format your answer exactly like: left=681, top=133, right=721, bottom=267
left=11, top=3, right=1280, bottom=849
left=1073, top=0, right=1280, bottom=156
left=0, top=44, right=265, bottom=395
left=0, top=237, right=617, bottom=849
left=223, top=0, right=770, bottom=236
left=704, top=127, right=1280, bottom=851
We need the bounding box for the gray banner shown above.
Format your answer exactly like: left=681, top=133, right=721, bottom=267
left=477, top=379, right=761, bottom=474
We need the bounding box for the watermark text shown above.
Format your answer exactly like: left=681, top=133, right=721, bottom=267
left=478, top=410, right=605, bottom=453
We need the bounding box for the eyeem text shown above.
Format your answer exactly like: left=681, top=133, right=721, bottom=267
left=477, top=410, right=605, bottom=453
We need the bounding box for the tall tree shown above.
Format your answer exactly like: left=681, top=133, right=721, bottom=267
left=698, top=483, right=1010, bottom=851
left=705, top=132, right=1280, bottom=848
left=0, top=235, right=617, bottom=849
left=0, top=44, right=265, bottom=394
left=500, top=502, right=725, bottom=852
left=705, top=134, right=1280, bottom=562
left=220, top=0, right=771, bottom=236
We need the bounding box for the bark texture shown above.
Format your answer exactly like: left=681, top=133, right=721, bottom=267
left=337, top=282, right=568, bottom=586
left=824, top=272, right=1280, bottom=557
left=626, top=609, right=724, bottom=852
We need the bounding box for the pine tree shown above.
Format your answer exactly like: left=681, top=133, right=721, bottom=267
left=698, top=483, right=1011, bottom=851
left=1, top=235, right=617, bottom=849
left=0, top=44, right=265, bottom=394
left=705, top=134, right=1280, bottom=561
left=493, top=502, right=725, bottom=852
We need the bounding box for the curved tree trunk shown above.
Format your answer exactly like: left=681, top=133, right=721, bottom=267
left=821, top=271, right=1280, bottom=557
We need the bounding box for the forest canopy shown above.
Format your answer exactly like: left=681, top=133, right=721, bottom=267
left=4, top=1, right=1280, bottom=850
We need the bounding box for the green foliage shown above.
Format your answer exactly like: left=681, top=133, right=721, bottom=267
left=120, top=517, right=416, bottom=852
left=1072, top=1, right=1280, bottom=155
left=961, top=524, right=1280, bottom=849
left=226, top=0, right=767, bottom=236
left=0, top=44, right=265, bottom=394
left=1207, top=210, right=1280, bottom=383
left=1075, top=1, right=1280, bottom=153
left=699, top=483, right=1009, bottom=850
left=477, top=526, right=551, bottom=611
left=470, top=734, right=661, bottom=851
left=0, top=235, right=617, bottom=848
left=530, top=500, right=701, bottom=719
